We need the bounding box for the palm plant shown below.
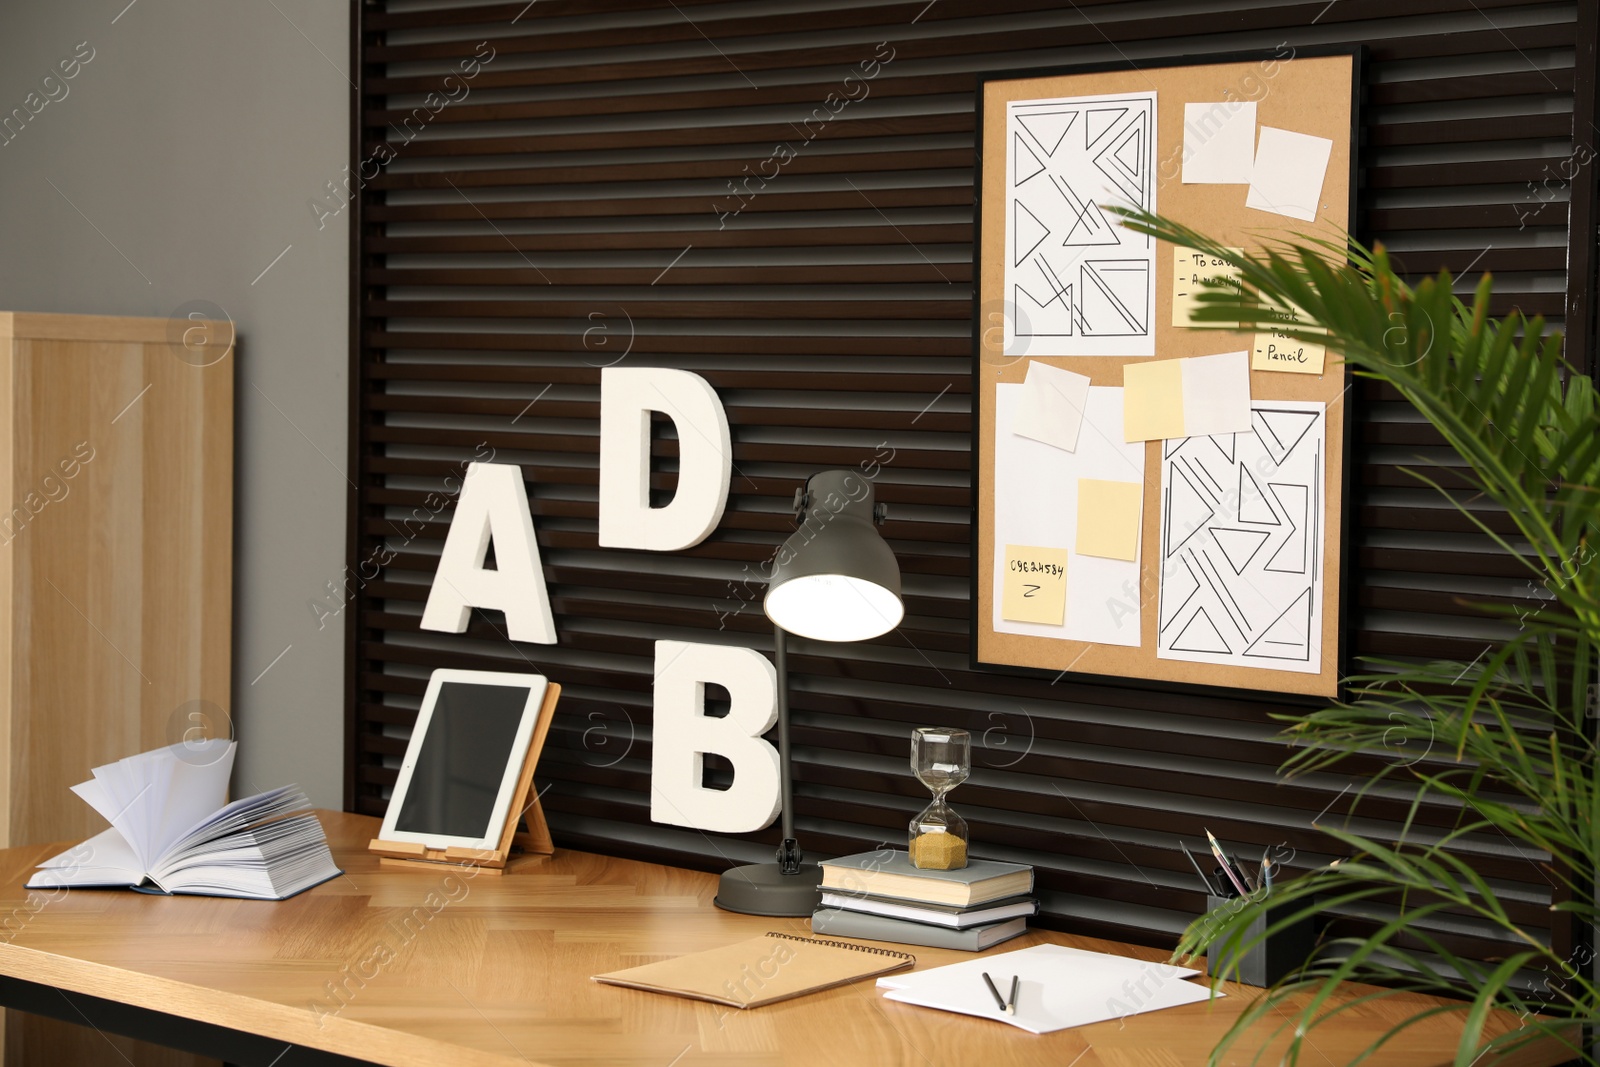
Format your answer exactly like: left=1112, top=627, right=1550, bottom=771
left=1111, top=207, right=1599, bottom=1065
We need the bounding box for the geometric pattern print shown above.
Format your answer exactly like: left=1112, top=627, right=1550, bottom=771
left=1005, top=91, right=1157, bottom=357
left=1156, top=402, right=1327, bottom=674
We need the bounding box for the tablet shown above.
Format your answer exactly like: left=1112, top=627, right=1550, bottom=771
left=379, top=669, right=549, bottom=851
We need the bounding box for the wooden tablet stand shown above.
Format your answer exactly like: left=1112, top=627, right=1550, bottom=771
left=368, top=682, right=560, bottom=875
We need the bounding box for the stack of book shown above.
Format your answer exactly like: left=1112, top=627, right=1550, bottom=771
left=812, top=850, right=1037, bottom=951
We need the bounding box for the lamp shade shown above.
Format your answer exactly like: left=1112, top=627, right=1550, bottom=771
left=763, top=470, right=903, bottom=642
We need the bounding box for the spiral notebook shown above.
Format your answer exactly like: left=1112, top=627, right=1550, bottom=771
left=593, top=932, right=915, bottom=1009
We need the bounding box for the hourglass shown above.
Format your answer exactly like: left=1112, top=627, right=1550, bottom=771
left=908, top=727, right=971, bottom=870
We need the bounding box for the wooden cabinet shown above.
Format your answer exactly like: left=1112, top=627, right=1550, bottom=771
left=0, top=313, right=233, bottom=1067
left=0, top=312, right=233, bottom=847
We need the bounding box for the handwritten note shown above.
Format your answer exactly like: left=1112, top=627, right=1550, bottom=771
left=1002, top=545, right=1068, bottom=625
left=1172, top=246, right=1245, bottom=329
left=1251, top=305, right=1329, bottom=375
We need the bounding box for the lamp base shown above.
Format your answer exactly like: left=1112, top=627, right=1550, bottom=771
left=713, top=862, right=824, bottom=917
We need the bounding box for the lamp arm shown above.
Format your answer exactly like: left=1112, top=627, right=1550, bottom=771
left=774, top=623, right=802, bottom=874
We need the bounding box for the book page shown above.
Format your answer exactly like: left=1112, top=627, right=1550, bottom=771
left=27, top=826, right=143, bottom=887
left=76, top=741, right=235, bottom=871
left=150, top=741, right=236, bottom=861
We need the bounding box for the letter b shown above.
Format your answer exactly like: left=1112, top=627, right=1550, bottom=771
left=650, top=641, right=780, bottom=832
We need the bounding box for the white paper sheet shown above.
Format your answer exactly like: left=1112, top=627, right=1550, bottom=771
left=880, top=944, right=1218, bottom=1034
left=1246, top=126, right=1333, bottom=222
left=1012, top=360, right=1091, bottom=452
left=1182, top=101, right=1256, bottom=184
left=1156, top=400, right=1326, bottom=673
left=1005, top=90, right=1158, bottom=358
left=878, top=944, right=1200, bottom=991
left=993, top=385, right=1144, bottom=647
left=1179, top=350, right=1252, bottom=438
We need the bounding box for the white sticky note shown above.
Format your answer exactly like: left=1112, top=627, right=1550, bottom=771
left=1182, top=101, right=1256, bottom=184
left=1179, top=350, right=1252, bottom=438
left=1012, top=360, right=1092, bottom=453
left=1247, top=126, right=1334, bottom=222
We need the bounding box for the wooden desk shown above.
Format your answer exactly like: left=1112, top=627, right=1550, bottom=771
left=0, top=812, right=1572, bottom=1067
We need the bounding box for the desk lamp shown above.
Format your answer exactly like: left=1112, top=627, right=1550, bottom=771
left=714, top=470, right=904, bottom=916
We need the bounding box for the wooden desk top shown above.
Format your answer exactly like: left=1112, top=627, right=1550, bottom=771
left=0, top=812, right=1570, bottom=1067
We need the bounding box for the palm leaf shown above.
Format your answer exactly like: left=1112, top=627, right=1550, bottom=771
left=1107, top=208, right=1599, bottom=1064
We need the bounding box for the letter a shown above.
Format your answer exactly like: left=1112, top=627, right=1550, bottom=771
left=650, top=641, right=780, bottom=832
left=419, top=462, right=556, bottom=643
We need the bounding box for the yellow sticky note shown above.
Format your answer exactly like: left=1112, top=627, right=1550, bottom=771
left=1172, top=246, right=1245, bottom=329
left=1076, top=479, right=1143, bottom=562
left=1123, top=359, right=1185, bottom=442
left=1002, top=546, right=1067, bottom=625
left=1252, top=333, right=1326, bottom=373
left=1252, top=303, right=1329, bottom=374
left=1252, top=332, right=1327, bottom=374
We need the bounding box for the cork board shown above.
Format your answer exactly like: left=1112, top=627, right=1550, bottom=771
left=973, top=50, right=1357, bottom=698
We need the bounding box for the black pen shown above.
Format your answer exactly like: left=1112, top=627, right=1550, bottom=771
left=981, top=971, right=1009, bottom=1014
left=1008, top=974, right=1019, bottom=1014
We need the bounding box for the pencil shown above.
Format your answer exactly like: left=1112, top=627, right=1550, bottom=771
left=1206, top=829, right=1249, bottom=897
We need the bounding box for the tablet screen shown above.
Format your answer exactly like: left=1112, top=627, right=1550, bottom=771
left=393, top=681, right=530, bottom=839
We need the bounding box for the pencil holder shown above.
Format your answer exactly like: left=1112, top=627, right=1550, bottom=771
left=1203, top=894, right=1314, bottom=987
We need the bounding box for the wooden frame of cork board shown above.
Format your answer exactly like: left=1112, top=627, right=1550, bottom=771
left=972, top=47, right=1360, bottom=699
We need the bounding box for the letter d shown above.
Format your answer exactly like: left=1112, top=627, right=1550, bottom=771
left=598, top=367, right=731, bottom=551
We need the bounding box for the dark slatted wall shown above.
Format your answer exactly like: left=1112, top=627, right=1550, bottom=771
left=347, top=0, right=1591, bottom=961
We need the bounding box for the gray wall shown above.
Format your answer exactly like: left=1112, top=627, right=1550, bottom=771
left=0, top=0, right=349, bottom=807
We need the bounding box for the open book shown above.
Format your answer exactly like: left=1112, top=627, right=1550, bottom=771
left=26, top=741, right=342, bottom=901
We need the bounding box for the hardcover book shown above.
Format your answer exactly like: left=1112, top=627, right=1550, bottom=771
left=820, top=850, right=1033, bottom=907
left=26, top=741, right=341, bottom=901
left=817, top=890, right=1038, bottom=929
left=811, top=908, right=1028, bottom=951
